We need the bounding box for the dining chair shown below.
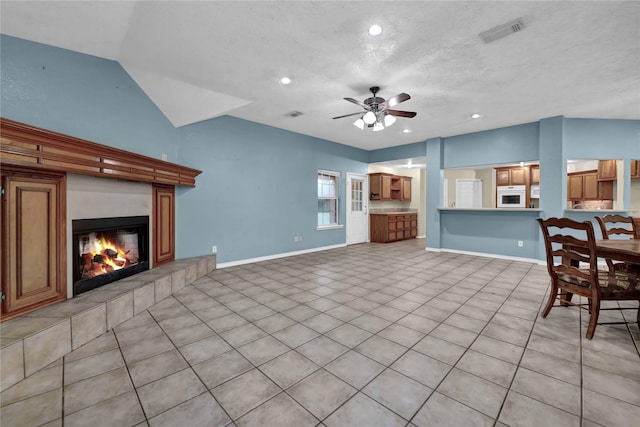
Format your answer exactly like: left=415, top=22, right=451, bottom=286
left=595, top=214, right=639, bottom=273
left=537, top=217, right=640, bottom=339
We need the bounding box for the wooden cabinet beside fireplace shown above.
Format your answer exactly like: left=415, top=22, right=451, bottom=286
left=1, top=167, right=67, bottom=320
left=153, top=184, right=175, bottom=266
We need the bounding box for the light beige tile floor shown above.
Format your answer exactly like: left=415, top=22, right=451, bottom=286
left=2, top=239, right=639, bottom=426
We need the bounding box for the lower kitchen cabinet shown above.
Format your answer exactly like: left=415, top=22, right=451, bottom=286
left=370, top=213, right=418, bottom=243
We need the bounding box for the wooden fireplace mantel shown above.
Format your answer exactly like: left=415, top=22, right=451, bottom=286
left=0, top=118, right=202, bottom=187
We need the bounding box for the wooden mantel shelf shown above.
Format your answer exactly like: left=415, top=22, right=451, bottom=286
left=0, top=118, right=202, bottom=187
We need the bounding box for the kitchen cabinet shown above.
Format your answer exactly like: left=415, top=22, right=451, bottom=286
left=530, top=166, right=540, bottom=185
left=390, top=176, right=402, bottom=200
left=567, top=171, right=613, bottom=201
left=1, top=167, right=67, bottom=320
left=631, top=160, right=640, bottom=179
left=369, top=173, right=392, bottom=200
left=496, top=167, right=527, bottom=186
left=401, top=176, right=412, bottom=201
left=369, top=173, right=412, bottom=201
left=370, top=213, right=418, bottom=243
left=597, top=160, right=617, bottom=181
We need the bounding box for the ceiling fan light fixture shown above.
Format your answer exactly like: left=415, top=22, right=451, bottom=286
left=363, top=111, right=377, bottom=124
left=383, top=114, right=396, bottom=127
left=353, top=118, right=365, bottom=129
left=373, top=122, right=385, bottom=131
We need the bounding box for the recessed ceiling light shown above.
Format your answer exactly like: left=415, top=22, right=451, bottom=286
left=402, top=129, right=412, bottom=134
left=368, top=24, right=383, bottom=36
left=279, top=76, right=291, bottom=85
left=471, top=113, right=481, bottom=119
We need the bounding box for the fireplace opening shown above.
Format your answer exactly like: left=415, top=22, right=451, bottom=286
left=72, top=216, right=149, bottom=296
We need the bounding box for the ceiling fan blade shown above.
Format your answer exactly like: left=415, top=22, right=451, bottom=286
left=343, top=97, right=370, bottom=109
left=332, top=112, right=364, bottom=120
left=380, top=93, right=410, bottom=109
left=387, top=109, right=417, bottom=118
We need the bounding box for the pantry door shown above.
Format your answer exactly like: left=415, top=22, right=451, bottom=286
left=346, top=173, right=368, bottom=245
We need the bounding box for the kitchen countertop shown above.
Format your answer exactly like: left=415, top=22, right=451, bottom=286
left=370, top=209, right=418, bottom=214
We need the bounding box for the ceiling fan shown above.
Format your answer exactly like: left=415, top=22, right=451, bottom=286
left=333, top=86, right=417, bottom=131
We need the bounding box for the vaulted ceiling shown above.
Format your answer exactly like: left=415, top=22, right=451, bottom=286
left=2, top=1, right=639, bottom=150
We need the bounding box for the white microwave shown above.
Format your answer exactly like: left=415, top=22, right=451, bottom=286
left=497, top=185, right=526, bottom=208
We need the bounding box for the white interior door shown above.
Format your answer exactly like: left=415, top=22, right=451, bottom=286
left=346, top=173, right=368, bottom=245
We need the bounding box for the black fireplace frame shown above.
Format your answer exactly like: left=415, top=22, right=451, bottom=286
left=72, top=215, right=150, bottom=296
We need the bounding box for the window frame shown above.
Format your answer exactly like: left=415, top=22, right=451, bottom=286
left=317, top=169, right=343, bottom=230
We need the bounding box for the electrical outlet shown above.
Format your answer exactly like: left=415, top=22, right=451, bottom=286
left=517, top=240, right=523, bottom=247
left=161, top=153, right=168, bottom=161
left=212, top=245, right=217, bottom=254
left=294, top=236, right=303, bottom=242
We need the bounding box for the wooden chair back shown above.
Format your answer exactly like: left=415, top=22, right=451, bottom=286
left=595, top=214, right=638, bottom=240
left=537, top=217, right=598, bottom=295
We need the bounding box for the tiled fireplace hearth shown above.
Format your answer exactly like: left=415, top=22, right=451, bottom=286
left=0, top=254, right=216, bottom=391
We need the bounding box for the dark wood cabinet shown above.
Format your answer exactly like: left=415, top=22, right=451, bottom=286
left=568, top=171, right=613, bottom=201
left=401, top=177, right=412, bottom=201
left=153, top=184, right=175, bottom=266
left=1, top=167, right=67, bottom=320
left=369, top=173, right=412, bottom=201
left=597, top=160, right=617, bottom=181
left=369, top=173, right=392, bottom=200
left=496, top=167, right=528, bottom=186
left=370, top=213, right=417, bottom=243
left=530, top=166, right=540, bottom=185
left=631, top=160, right=640, bottom=179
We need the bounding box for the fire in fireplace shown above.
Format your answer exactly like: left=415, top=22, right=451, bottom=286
left=72, top=216, right=149, bottom=296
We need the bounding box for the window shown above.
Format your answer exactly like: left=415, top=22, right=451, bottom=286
left=317, top=170, right=340, bottom=228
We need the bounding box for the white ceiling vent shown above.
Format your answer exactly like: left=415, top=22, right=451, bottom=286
left=479, top=18, right=525, bottom=44
left=286, top=110, right=304, bottom=118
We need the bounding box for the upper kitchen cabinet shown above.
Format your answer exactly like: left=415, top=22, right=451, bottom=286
left=566, top=159, right=622, bottom=209
left=597, top=160, right=617, bottom=181
left=530, top=165, right=540, bottom=185
left=631, top=160, right=640, bottom=179
left=496, top=167, right=528, bottom=186
left=369, top=173, right=412, bottom=201
left=369, top=173, right=392, bottom=200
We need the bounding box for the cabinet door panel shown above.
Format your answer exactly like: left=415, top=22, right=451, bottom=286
left=510, top=168, right=527, bottom=185
left=496, top=170, right=510, bottom=186
left=153, top=184, right=175, bottom=266
left=2, top=172, right=66, bottom=318
left=583, top=174, right=599, bottom=199
left=568, top=175, right=584, bottom=200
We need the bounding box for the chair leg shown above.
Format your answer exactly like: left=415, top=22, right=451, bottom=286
left=542, top=283, right=558, bottom=318
left=560, top=291, right=574, bottom=307
left=586, top=297, right=600, bottom=339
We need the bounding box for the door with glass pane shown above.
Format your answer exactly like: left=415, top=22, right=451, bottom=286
left=346, top=173, right=368, bottom=244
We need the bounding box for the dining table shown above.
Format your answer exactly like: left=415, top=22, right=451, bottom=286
left=594, top=239, right=640, bottom=264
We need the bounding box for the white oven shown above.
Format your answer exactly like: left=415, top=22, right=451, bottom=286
left=497, top=185, right=526, bottom=208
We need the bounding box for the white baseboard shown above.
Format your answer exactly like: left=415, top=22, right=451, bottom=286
left=217, top=243, right=348, bottom=269
left=425, top=247, right=544, bottom=265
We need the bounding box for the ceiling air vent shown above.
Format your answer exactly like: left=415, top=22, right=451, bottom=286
left=286, top=110, right=304, bottom=118
left=479, top=18, right=525, bottom=44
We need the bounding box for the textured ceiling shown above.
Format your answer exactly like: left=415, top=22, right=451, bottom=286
left=2, top=1, right=639, bottom=150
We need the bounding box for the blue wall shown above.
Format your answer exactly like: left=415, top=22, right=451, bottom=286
left=176, top=117, right=367, bottom=261
left=1, top=35, right=368, bottom=263
left=0, top=35, right=180, bottom=161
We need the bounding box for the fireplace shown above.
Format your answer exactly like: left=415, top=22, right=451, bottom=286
left=72, top=216, right=150, bottom=296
